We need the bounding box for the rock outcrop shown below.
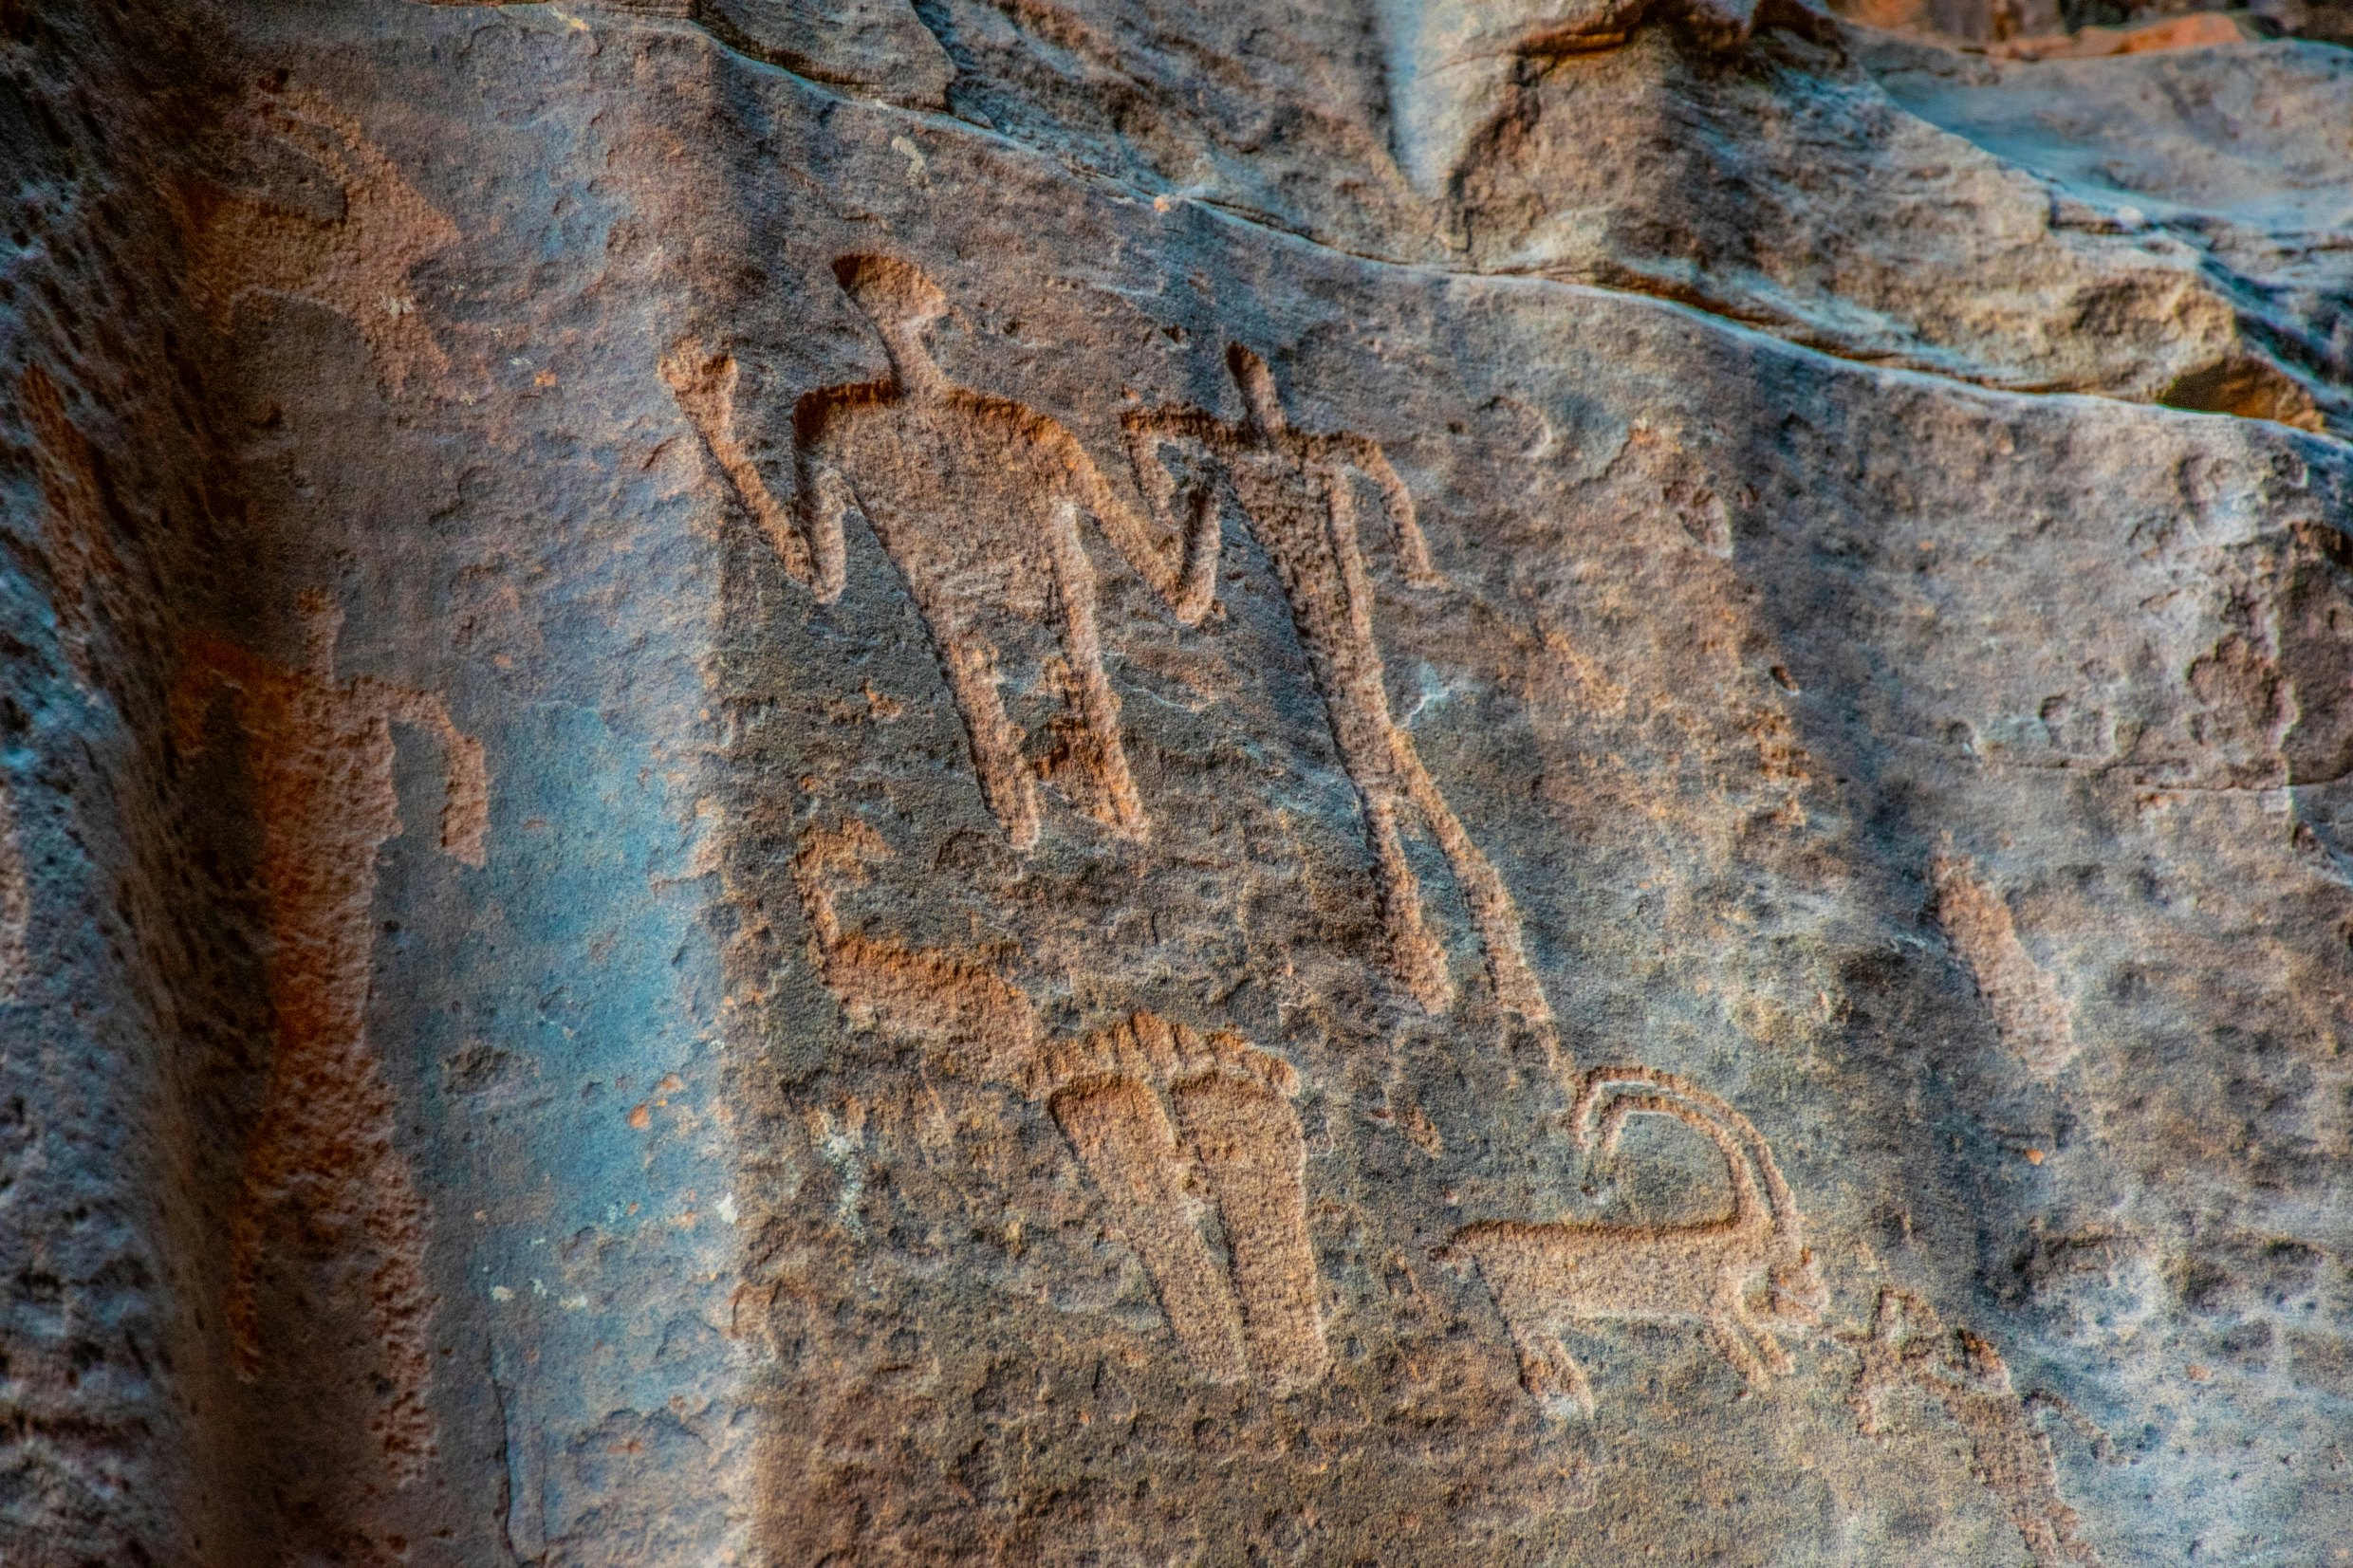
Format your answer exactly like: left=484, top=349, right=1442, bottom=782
left=4, top=1, right=2350, bottom=1563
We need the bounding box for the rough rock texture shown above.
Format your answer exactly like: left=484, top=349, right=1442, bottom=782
left=3, top=1, right=2351, bottom=1564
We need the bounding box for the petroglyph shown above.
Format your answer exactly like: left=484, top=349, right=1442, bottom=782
left=1028, top=1011, right=1327, bottom=1389
left=1170, top=1069, right=1326, bottom=1388
left=18, top=364, right=129, bottom=684
left=789, top=255, right=1219, bottom=850
left=783, top=836, right=1331, bottom=1390
left=1846, top=1289, right=2103, bottom=1568
left=173, top=590, right=487, bottom=1482
left=661, top=341, right=845, bottom=600
left=1445, top=1064, right=1823, bottom=1416
left=190, top=89, right=459, bottom=395
left=1932, top=852, right=2077, bottom=1079
left=1125, top=347, right=1552, bottom=1039
left=1047, top=1074, right=1248, bottom=1381
left=788, top=820, right=1040, bottom=1082
left=1377, top=0, right=1776, bottom=194
left=0, top=770, right=26, bottom=1001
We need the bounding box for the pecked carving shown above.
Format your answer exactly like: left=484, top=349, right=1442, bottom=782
left=1029, top=1011, right=1327, bottom=1390
left=172, top=590, right=486, bottom=1483
left=1046, top=1073, right=1248, bottom=1382
left=1846, top=1288, right=2104, bottom=1568
left=1444, top=1064, right=1823, bottom=1416
left=1126, top=346, right=1553, bottom=1040
left=788, top=818, right=1040, bottom=1082
left=784, top=256, right=1219, bottom=851
left=1932, top=852, right=2077, bottom=1079
left=0, top=770, right=24, bottom=1002
left=663, top=341, right=847, bottom=601
left=18, top=364, right=131, bottom=685
left=188, top=89, right=459, bottom=397
left=1376, top=0, right=1824, bottom=194
left=783, top=833, right=1331, bottom=1392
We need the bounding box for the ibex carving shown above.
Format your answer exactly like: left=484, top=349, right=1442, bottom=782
left=1444, top=1065, right=1824, bottom=1416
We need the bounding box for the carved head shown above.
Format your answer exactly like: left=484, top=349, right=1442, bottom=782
left=832, top=253, right=950, bottom=361
left=1767, top=1244, right=1827, bottom=1325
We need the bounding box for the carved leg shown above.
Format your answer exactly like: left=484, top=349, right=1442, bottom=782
left=1323, top=477, right=1552, bottom=1040
left=1173, top=482, right=1223, bottom=627
left=1732, top=1293, right=1795, bottom=1376
left=355, top=1135, right=437, bottom=1478
left=224, top=1161, right=277, bottom=1380
left=1482, top=1271, right=1594, bottom=1417
left=1364, top=791, right=1454, bottom=1013
left=863, top=504, right=1044, bottom=851
left=1391, top=734, right=1554, bottom=1041
left=1039, top=499, right=1146, bottom=839
left=1704, top=1283, right=1777, bottom=1388
left=1171, top=1071, right=1328, bottom=1389
left=939, top=636, right=1043, bottom=853
left=1048, top=1079, right=1246, bottom=1382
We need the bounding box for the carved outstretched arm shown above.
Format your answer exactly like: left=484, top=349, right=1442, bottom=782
left=789, top=455, right=852, bottom=604
left=661, top=341, right=846, bottom=603
left=1084, top=409, right=1221, bottom=628
left=1334, top=433, right=1441, bottom=588
left=375, top=681, right=490, bottom=867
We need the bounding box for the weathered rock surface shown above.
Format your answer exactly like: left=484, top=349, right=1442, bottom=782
left=3, top=1, right=2350, bottom=1564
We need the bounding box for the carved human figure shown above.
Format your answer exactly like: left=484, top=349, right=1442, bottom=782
left=1444, top=1064, right=1824, bottom=1416
left=714, top=254, right=1217, bottom=852
left=173, top=590, right=487, bottom=1480
left=1847, top=1289, right=2103, bottom=1567
left=1125, top=346, right=1550, bottom=1032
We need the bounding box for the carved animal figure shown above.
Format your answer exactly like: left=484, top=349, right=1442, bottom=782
left=785, top=821, right=1326, bottom=1387
left=1125, top=346, right=1552, bottom=1039
left=187, top=89, right=459, bottom=396
left=173, top=590, right=487, bottom=1482
left=747, top=255, right=1217, bottom=851
left=1445, top=1064, right=1822, bottom=1415
left=788, top=818, right=1040, bottom=1085
left=1846, top=1288, right=2103, bottom=1568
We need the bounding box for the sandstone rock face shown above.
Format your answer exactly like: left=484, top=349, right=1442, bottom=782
left=4, top=2, right=2351, bottom=1564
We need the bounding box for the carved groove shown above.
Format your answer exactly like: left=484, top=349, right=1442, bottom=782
left=20, top=364, right=130, bottom=685
left=1933, top=853, right=2077, bottom=1079
left=0, top=770, right=24, bottom=1001
left=1848, top=1289, right=2104, bottom=1568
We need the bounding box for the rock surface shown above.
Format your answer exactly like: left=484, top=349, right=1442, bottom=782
left=3, top=1, right=2351, bottom=1564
